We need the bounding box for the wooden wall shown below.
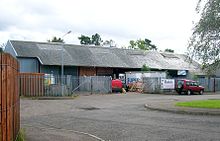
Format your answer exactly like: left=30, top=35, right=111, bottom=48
left=19, top=73, right=44, bottom=97
left=79, top=67, right=113, bottom=76
left=0, top=53, right=20, bottom=141
left=97, top=67, right=113, bottom=76
left=79, top=67, right=96, bottom=76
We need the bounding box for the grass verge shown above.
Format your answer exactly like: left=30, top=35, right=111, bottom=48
left=175, top=100, right=220, bottom=109
left=16, top=128, right=25, bottom=141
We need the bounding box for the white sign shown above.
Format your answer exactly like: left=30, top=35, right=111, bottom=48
left=161, top=79, right=175, bottom=89
left=177, top=70, right=186, bottom=75
left=125, top=71, right=166, bottom=85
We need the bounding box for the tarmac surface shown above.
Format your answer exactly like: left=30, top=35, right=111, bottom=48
left=21, top=92, right=220, bottom=141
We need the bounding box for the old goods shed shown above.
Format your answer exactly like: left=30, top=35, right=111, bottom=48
left=4, top=40, right=202, bottom=78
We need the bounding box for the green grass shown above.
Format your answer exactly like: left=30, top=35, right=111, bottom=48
left=175, top=100, right=220, bottom=109
left=16, top=128, right=25, bottom=141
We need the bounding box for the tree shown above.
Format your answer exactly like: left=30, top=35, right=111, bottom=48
left=78, top=33, right=103, bottom=46
left=188, top=0, right=220, bottom=73
left=141, top=64, right=150, bottom=71
left=78, top=33, right=118, bottom=47
left=129, top=40, right=136, bottom=49
left=128, top=38, right=157, bottom=50
left=149, top=44, right=157, bottom=51
left=0, top=43, right=5, bottom=53
left=78, top=35, right=92, bottom=45
left=103, top=39, right=116, bottom=47
left=91, top=33, right=102, bottom=46
left=47, top=36, right=64, bottom=43
left=164, top=48, right=174, bottom=53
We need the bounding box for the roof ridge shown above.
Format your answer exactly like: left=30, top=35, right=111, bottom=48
left=10, top=39, right=143, bottom=52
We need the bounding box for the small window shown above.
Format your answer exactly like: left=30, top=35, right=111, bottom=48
left=192, top=82, right=198, bottom=86
left=177, top=80, right=184, bottom=85
left=177, top=80, right=184, bottom=88
left=186, top=81, right=191, bottom=86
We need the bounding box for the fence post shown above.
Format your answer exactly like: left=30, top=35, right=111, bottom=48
left=90, top=76, right=93, bottom=94
left=214, top=78, right=216, bottom=93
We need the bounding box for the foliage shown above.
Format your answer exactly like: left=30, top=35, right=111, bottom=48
left=103, top=39, right=116, bottom=47
left=202, top=61, right=220, bottom=76
left=141, top=64, right=150, bottom=71
left=176, top=100, right=220, bottom=109
left=128, top=38, right=157, bottom=50
left=0, top=43, right=5, bottom=52
left=16, top=128, right=25, bottom=141
left=191, top=72, right=199, bottom=80
left=164, top=48, right=174, bottom=53
left=47, top=36, right=64, bottom=43
left=129, top=40, right=136, bottom=49
left=91, top=33, right=102, bottom=46
left=78, top=33, right=103, bottom=46
left=188, top=0, right=220, bottom=73
left=78, top=35, right=92, bottom=45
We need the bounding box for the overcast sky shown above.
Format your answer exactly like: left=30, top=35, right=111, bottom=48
left=0, top=0, right=199, bottom=53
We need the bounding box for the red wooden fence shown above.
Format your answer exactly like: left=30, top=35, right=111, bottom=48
left=0, top=53, right=20, bottom=141
left=19, top=73, right=44, bottom=97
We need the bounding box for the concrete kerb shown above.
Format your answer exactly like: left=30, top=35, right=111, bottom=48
left=144, top=103, right=220, bottom=116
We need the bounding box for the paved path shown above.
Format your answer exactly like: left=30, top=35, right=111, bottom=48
left=21, top=93, right=220, bottom=141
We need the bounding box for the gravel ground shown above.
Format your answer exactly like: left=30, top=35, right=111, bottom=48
left=21, top=93, right=220, bottom=141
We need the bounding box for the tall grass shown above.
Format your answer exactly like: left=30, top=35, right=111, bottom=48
left=16, top=128, right=25, bottom=141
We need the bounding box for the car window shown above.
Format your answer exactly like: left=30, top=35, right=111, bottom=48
left=192, top=82, right=198, bottom=86
left=177, top=80, right=183, bottom=85
left=186, top=81, right=191, bottom=86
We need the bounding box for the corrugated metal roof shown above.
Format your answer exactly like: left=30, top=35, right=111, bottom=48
left=10, top=40, right=201, bottom=71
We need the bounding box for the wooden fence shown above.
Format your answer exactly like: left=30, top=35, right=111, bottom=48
left=19, top=73, right=44, bottom=97
left=0, top=53, right=20, bottom=141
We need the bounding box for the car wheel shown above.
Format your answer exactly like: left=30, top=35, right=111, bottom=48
left=199, top=90, right=204, bottom=95
left=187, top=90, right=191, bottom=95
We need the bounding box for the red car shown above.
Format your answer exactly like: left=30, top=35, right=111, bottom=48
left=175, top=79, right=204, bottom=95
left=112, top=79, right=123, bottom=93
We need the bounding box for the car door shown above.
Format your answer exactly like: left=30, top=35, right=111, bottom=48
left=191, top=81, right=199, bottom=92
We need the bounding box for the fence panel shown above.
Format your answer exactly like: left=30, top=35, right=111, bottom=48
left=0, top=53, right=20, bottom=141
left=142, top=77, right=220, bottom=93
left=19, top=73, right=44, bottom=97
left=19, top=75, right=112, bottom=96
left=143, top=77, right=162, bottom=93
left=214, top=78, right=220, bottom=91
left=198, top=77, right=216, bottom=92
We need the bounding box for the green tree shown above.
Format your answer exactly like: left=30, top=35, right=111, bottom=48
left=149, top=44, right=157, bottom=51
left=136, top=39, right=147, bottom=50
left=129, top=40, right=136, bottom=49
left=128, top=38, right=157, bottom=50
left=47, top=36, right=64, bottom=43
left=91, top=33, right=102, bottom=46
left=164, top=48, right=174, bottom=53
left=188, top=0, right=220, bottom=72
left=141, top=64, right=150, bottom=71
left=78, top=33, right=103, bottom=46
left=0, top=43, right=4, bottom=53
left=78, top=35, right=92, bottom=45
